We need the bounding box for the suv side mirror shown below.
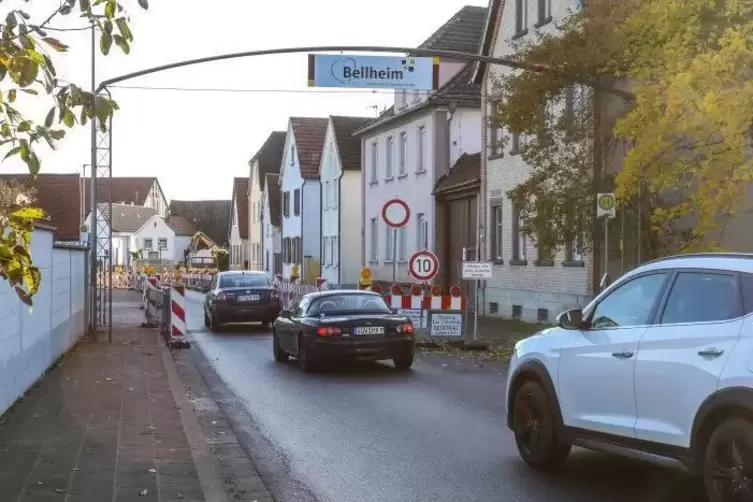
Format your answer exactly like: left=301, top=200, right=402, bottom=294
left=556, top=309, right=583, bottom=330
left=279, top=310, right=292, bottom=319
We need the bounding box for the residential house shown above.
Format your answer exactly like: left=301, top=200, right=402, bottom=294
left=354, top=4, right=486, bottom=284
left=320, top=116, right=373, bottom=287
left=433, top=153, right=481, bottom=290
left=262, top=173, right=282, bottom=279
left=169, top=200, right=231, bottom=247
left=229, top=178, right=250, bottom=270
left=87, top=203, right=157, bottom=266
left=475, top=0, right=592, bottom=323
left=132, top=212, right=193, bottom=262
left=279, top=117, right=328, bottom=282
left=248, top=131, right=286, bottom=271
left=0, top=173, right=82, bottom=241
left=83, top=177, right=168, bottom=219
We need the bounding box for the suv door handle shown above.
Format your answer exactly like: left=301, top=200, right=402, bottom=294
left=612, top=351, right=634, bottom=359
left=698, top=348, right=724, bottom=358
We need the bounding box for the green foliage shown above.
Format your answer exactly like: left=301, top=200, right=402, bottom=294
left=492, top=0, right=753, bottom=254
left=0, top=0, right=148, bottom=304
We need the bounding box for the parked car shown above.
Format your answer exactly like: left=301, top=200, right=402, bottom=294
left=272, top=290, right=415, bottom=372
left=505, top=253, right=753, bottom=502
left=203, top=270, right=280, bottom=331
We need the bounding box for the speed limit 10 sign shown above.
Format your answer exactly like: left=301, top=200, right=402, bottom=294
left=408, top=250, right=439, bottom=281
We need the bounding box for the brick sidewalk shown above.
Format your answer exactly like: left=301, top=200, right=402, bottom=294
left=0, top=290, right=206, bottom=502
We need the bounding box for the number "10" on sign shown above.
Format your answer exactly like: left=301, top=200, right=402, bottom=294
left=408, top=250, right=439, bottom=281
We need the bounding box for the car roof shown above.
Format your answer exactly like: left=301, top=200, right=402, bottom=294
left=218, top=270, right=267, bottom=276
left=303, top=289, right=381, bottom=299
left=632, top=253, right=753, bottom=277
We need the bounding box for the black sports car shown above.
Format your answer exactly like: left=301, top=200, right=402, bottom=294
left=204, top=270, right=281, bottom=331
left=272, top=290, right=415, bottom=372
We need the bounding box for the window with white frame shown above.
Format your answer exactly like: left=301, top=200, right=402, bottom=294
left=370, top=142, right=378, bottom=183
left=386, top=136, right=394, bottom=178
left=417, top=126, right=426, bottom=172
left=324, top=236, right=330, bottom=265
left=385, top=225, right=394, bottom=261
left=412, top=89, right=420, bottom=103
left=369, top=218, right=378, bottom=261
left=333, top=236, right=339, bottom=266
left=332, top=179, right=338, bottom=208
left=537, top=0, right=551, bottom=24
left=512, top=203, right=527, bottom=261
left=143, top=238, right=153, bottom=250
left=256, top=243, right=261, bottom=267
left=399, top=89, right=407, bottom=108
left=324, top=181, right=330, bottom=208
left=398, top=132, right=407, bottom=176
left=397, top=227, right=406, bottom=260
left=290, top=145, right=295, bottom=165
left=330, top=237, right=337, bottom=267
left=158, top=238, right=167, bottom=250
left=417, top=213, right=428, bottom=250
left=491, top=205, right=503, bottom=260
left=515, top=0, right=528, bottom=34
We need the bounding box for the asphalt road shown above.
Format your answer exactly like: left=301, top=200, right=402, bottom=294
left=184, top=291, right=708, bottom=502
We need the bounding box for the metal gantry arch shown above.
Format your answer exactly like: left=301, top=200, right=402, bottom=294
left=88, top=45, right=633, bottom=334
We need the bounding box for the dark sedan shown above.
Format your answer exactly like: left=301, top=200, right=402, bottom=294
left=203, top=271, right=281, bottom=331
left=272, top=290, right=415, bottom=372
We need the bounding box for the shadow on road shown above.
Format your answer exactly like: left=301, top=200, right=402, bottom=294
left=509, top=449, right=707, bottom=502
left=275, top=358, right=418, bottom=380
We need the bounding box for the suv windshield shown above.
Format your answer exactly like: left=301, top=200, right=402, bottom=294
left=309, top=294, right=391, bottom=315
left=219, top=274, right=270, bottom=288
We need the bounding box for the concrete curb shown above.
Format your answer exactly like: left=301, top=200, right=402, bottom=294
left=415, top=339, right=490, bottom=351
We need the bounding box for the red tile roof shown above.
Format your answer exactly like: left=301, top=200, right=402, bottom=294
left=165, top=215, right=196, bottom=236
left=83, top=177, right=158, bottom=215
left=250, top=131, right=286, bottom=186
left=433, top=153, right=481, bottom=196
left=290, top=117, right=329, bottom=178
left=233, top=178, right=250, bottom=240
left=330, top=116, right=373, bottom=171
left=0, top=173, right=81, bottom=241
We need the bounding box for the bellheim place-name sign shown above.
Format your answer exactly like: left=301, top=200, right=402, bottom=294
left=307, top=54, right=439, bottom=90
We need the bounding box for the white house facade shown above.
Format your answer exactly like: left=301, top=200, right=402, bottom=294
left=320, top=116, right=372, bottom=286
left=478, top=0, right=591, bottom=323
left=86, top=203, right=158, bottom=266
left=262, top=173, right=282, bottom=279
left=133, top=214, right=178, bottom=261
left=229, top=177, right=249, bottom=270
left=249, top=131, right=286, bottom=272
left=279, top=117, right=328, bottom=281
left=355, top=5, right=486, bottom=284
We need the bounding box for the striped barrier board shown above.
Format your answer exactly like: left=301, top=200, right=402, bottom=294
left=168, top=285, right=190, bottom=349
left=385, top=295, right=467, bottom=311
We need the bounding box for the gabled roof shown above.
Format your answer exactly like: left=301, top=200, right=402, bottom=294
left=98, top=203, right=157, bottom=234
left=264, top=173, right=281, bottom=227
left=169, top=200, right=231, bottom=247
left=433, top=153, right=481, bottom=195
left=418, top=5, right=488, bottom=54
left=290, top=117, right=329, bottom=178
left=83, top=177, right=159, bottom=215
left=232, top=178, right=249, bottom=239
left=250, top=131, right=286, bottom=187
left=473, top=0, right=505, bottom=83
left=330, top=116, right=373, bottom=171
left=354, top=63, right=481, bottom=136
left=165, top=215, right=196, bottom=236
left=0, top=173, right=81, bottom=241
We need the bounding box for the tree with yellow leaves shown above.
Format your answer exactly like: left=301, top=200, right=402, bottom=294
left=494, top=0, right=753, bottom=256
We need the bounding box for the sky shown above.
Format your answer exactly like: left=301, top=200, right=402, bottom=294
left=2, top=0, right=487, bottom=201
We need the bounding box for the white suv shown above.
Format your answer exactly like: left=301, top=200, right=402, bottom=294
left=506, top=253, right=753, bottom=502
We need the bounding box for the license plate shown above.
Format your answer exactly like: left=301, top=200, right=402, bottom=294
left=353, top=326, right=385, bottom=336
left=238, top=294, right=260, bottom=302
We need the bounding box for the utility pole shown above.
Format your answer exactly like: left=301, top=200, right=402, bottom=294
left=88, top=20, right=98, bottom=335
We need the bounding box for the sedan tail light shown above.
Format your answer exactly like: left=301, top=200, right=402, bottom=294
left=317, top=326, right=342, bottom=337
left=397, top=323, right=414, bottom=335
left=217, top=292, right=227, bottom=301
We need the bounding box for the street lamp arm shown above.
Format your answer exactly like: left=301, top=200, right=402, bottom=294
left=97, top=45, right=635, bottom=101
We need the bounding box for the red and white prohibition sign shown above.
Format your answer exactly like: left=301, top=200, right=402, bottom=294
left=382, top=198, right=410, bottom=228
left=408, top=250, right=439, bottom=282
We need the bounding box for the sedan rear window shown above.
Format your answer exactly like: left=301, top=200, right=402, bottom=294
left=309, top=294, right=391, bottom=315
left=219, top=274, right=270, bottom=288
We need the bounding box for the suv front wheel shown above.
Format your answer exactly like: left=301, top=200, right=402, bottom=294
left=704, top=417, right=753, bottom=502
left=511, top=380, right=571, bottom=470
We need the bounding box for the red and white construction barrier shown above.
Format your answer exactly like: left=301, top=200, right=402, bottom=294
left=168, top=285, right=190, bottom=348
left=385, top=295, right=467, bottom=311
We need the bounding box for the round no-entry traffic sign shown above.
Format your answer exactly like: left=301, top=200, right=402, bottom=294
left=408, top=250, right=439, bottom=281
left=382, top=198, right=410, bottom=228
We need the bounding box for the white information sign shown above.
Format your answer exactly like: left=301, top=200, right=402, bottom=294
left=397, top=308, right=425, bottom=328
left=596, top=193, right=616, bottom=219
left=462, top=261, right=493, bottom=279
left=430, top=313, right=462, bottom=338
